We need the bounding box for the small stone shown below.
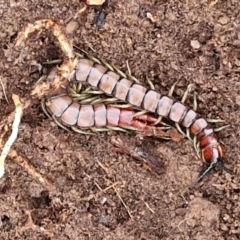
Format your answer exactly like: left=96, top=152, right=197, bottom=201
left=235, top=58, right=240, bottom=67
left=212, top=86, right=218, bottom=92
left=218, top=16, right=230, bottom=25
left=236, top=95, right=240, bottom=106
left=146, top=12, right=156, bottom=23
left=66, top=21, right=79, bottom=34
left=190, top=40, right=201, bottom=49
left=220, top=224, right=228, bottom=231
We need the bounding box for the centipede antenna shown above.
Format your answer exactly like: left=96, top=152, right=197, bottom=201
left=216, top=161, right=234, bottom=175
left=196, top=162, right=215, bottom=183
left=188, top=163, right=214, bottom=188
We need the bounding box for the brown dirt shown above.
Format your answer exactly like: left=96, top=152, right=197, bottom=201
left=0, top=0, right=240, bottom=239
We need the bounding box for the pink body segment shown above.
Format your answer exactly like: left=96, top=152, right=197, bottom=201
left=156, top=96, right=174, bottom=118
left=77, top=105, right=94, bottom=127
left=127, top=84, right=147, bottom=107
left=113, top=78, right=133, bottom=101
left=169, top=102, right=188, bottom=123
left=99, top=71, right=120, bottom=95
left=142, top=90, right=161, bottom=112
left=61, top=102, right=80, bottom=125
left=75, top=59, right=94, bottom=82
left=88, top=64, right=107, bottom=87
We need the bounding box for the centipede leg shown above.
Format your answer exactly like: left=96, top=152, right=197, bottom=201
left=206, top=119, right=230, bottom=133
left=52, top=116, right=71, bottom=132
left=175, top=84, right=194, bottom=139
left=75, top=47, right=139, bottom=85
left=68, top=81, right=121, bottom=105
left=146, top=75, right=155, bottom=90
left=125, top=60, right=140, bottom=83
left=131, top=76, right=154, bottom=117
left=213, top=125, right=230, bottom=132
left=190, top=92, right=201, bottom=156
left=71, top=126, right=95, bottom=135
left=41, top=98, right=52, bottom=119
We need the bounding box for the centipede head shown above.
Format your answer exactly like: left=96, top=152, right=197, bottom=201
left=196, top=157, right=234, bottom=183
left=196, top=142, right=234, bottom=183
left=215, top=158, right=234, bottom=175
left=210, top=142, right=234, bottom=175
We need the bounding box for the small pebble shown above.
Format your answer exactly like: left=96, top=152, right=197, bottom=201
left=218, top=16, right=230, bottom=25
left=66, top=21, right=79, bottom=34
left=236, top=95, right=240, bottom=106
left=191, top=40, right=201, bottom=49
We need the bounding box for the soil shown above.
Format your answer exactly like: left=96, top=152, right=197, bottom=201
left=0, top=0, right=240, bottom=239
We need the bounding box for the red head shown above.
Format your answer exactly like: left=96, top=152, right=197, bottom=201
left=200, top=142, right=224, bottom=164
left=197, top=142, right=233, bottom=182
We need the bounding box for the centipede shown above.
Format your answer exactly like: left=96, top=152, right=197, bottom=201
left=16, top=19, right=233, bottom=181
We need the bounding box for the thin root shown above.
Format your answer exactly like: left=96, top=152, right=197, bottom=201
left=19, top=210, right=54, bottom=237
left=16, top=19, right=74, bottom=59
left=0, top=94, right=23, bottom=178
left=7, top=149, right=54, bottom=191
